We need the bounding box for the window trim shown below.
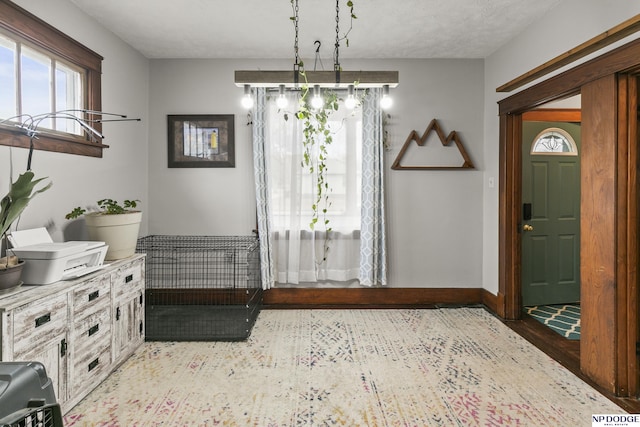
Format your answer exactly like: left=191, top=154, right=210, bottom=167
left=0, top=0, right=107, bottom=157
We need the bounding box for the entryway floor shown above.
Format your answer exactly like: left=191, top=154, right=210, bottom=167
left=524, top=304, right=580, bottom=340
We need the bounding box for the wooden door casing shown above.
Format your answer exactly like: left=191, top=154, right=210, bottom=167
left=498, top=38, right=640, bottom=396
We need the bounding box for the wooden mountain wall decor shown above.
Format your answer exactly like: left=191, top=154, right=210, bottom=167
left=391, top=119, right=475, bottom=170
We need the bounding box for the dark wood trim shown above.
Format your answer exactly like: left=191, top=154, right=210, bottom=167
left=0, top=0, right=102, bottom=70
left=506, top=316, right=580, bottom=374
left=499, top=39, right=640, bottom=396
left=498, top=112, right=522, bottom=320
left=522, top=109, right=581, bottom=123
left=580, top=74, right=618, bottom=393
left=503, top=315, right=640, bottom=413
left=497, top=14, right=640, bottom=93
left=480, top=288, right=499, bottom=314
left=498, top=37, right=640, bottom=115
left=627, top=75, right=640, bottom=398
left=615, top=74, right=639, bottom=397
left=616, top=73, right=631, bottom=397
left=0, top=125, right=109, bottom=158
left=144, top=286, right=500, bottom=312
left=262, top=287, right=486, bottom=309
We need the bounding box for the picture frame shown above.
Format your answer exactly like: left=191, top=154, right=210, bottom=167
left=167, top=114, right=235, bottom=168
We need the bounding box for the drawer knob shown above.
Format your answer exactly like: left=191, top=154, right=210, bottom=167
left=125, top=274, right=133, bottom=283
left=88, top=358, right=99, bottom=372
left=88, top=290, right=100, bottom=301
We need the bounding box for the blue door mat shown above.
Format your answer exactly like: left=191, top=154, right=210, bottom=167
left=525, top=304, right=580, bottom=340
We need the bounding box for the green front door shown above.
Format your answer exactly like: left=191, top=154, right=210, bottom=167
left=522, top=121, right=581, bottom=306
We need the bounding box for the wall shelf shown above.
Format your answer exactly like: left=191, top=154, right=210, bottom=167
left=391, top=119, right=474, bottom=170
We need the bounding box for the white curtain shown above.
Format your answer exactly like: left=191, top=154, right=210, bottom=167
left=252, top=88, right=387, bottom=287
left=266, top=91, right=361, bottom=284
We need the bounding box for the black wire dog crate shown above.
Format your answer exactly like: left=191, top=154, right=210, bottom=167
left=136, top=235, right=262, bottom=341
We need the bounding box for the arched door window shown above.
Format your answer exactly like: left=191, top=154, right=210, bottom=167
left=530, top=127, right=578, bottom=156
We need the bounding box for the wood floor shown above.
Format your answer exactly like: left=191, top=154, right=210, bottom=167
left=505, top=313, right=640, bottom=413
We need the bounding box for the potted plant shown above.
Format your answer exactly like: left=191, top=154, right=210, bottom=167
left=0, top=171, right=52, bottom=291
left=66, top=199, right=142, bottom=261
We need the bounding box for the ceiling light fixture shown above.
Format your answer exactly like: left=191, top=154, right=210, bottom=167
left=235, top=0, right=397, bottom=108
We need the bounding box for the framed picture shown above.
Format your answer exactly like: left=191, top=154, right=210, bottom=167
left=168, top=114, right=235, bottom=168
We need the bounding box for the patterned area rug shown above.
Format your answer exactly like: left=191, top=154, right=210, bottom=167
left=526, top=304, right=581, bottom=340
left=64, top=308, right=620, bottom=426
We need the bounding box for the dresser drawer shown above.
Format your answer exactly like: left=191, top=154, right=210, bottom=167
left=112, top=259, right=144, bottom=299
left=72, top=306, right=111, bottom=353
left=72, top=342, right=111, bottom=394
left=13, top=293, right=68, bottom=356
left=72, top=274, right=111, bottom=320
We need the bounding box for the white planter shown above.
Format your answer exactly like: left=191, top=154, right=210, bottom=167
left=85, top=211, right=142, bottom=260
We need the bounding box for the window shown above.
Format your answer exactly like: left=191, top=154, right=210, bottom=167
left=267, top=93, right=362, bottom=233
left=265, top=90, right=363, bottom=283
left=531, top=127, right=578, bottom=156
left=3, top=40, right=84, bottom=134
left=0, top=0, right=104, bottom=157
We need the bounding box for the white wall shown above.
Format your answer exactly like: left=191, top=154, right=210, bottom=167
left=482, top=0, right=640, bottom=296
left=18, top=0, right=633, bottom=291
left=1, top=0, right=150, bottom=243
left=148, top=58, right=485, bottom=288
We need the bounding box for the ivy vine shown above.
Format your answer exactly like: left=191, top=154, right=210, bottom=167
left=296, top=83, right=339, bottom=235
left=285, top=0, right=358, bottom=263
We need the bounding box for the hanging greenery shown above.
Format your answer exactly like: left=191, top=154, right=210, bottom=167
left=284, top=0, right=358, bottom=262
left=297, top=84, right=339, bottom=234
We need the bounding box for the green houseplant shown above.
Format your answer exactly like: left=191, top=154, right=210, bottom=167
left=66, top=199, right=142, bottom=261
left=0, top=171, right=52, bottom=290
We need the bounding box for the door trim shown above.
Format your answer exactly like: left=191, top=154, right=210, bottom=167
left=614, top=74, right=639, bottom=396
left=498, top=38, right=640, bottom=396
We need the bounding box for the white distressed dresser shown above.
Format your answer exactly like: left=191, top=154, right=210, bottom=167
left=0, top=254, right=145, bottom=413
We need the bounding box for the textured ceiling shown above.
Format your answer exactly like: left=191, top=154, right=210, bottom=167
left=69, top=0, right=562, bottom=60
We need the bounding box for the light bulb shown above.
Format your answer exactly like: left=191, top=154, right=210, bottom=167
left=344, top=85, right=357, bottom=109
left=380, top=84, right=392, bottom=110
left=276, top=84, right=288, bottom=109
left=242, top=95, right=254, bottom=109
left=276, top=95, right=288, bottom=109
left=311, top=85, right=323, bottom=110
left=241, top=84, right=254, bottom=109
left=344, top=96, right=357, bottom=109
left=380, top=95, right=392, bottom=110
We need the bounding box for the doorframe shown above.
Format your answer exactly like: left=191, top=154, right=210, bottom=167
left=497, top=38, right=640, bottom=396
